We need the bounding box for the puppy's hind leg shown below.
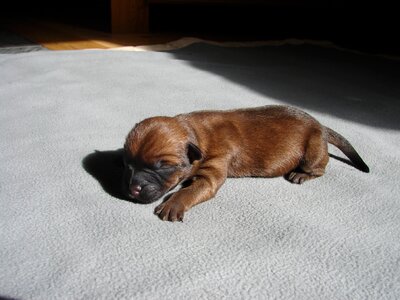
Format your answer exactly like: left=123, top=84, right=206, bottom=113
left=286, top=129, right=329, bottom=184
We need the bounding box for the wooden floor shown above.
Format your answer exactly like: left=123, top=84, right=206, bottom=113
left=6, top=20, right=182, bottom=50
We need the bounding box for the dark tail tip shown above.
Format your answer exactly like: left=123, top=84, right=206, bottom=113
left=353, top=158, right=370, bottom=173
left=359, top=164, right=370, bottom=173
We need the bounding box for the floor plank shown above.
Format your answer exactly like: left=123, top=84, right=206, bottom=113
left=6, top=20, right=181, bottom=50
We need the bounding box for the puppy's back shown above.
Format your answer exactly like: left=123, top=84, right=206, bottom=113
left=181, top=106, right=322, bottom=177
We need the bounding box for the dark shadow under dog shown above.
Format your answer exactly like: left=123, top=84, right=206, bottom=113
left=82, top=149, right=132, bottom=202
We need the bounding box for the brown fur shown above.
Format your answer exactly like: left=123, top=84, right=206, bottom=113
left=124, top=105, right=369, bottom=222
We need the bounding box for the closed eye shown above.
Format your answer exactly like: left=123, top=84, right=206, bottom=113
left=152, top=159, right=177, bottom=170
left=160, top=163, right=175, bottom=169
left=156, top=165, right=177, bottom=180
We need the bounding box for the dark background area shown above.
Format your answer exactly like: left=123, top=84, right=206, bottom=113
left=1, top=0, right=111, bottom=31
left=1, top=0, right=398, bottom=55
left=150, top=2, right=398, bottom=55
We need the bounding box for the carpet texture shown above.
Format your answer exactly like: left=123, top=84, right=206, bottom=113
left=1, top=43, right=399, bottom=299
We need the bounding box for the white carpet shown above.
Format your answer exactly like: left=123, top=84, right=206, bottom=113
left=1, top=43, right=399, bottom=299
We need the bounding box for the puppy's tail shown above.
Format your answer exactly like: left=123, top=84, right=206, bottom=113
left=325, top=127, right=370, bottom=173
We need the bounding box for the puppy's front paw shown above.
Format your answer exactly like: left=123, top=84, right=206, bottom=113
left=154, top=200, right=185, bottom=222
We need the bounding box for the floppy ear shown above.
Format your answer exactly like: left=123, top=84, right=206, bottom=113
left=187, top=142, right=203, bottom=164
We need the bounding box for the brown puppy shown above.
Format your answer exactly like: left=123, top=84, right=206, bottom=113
left=123, top=105, right=369, bottom=222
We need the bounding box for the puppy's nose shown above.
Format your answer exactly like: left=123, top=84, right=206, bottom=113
left=130, top=185, right=142, bottom=197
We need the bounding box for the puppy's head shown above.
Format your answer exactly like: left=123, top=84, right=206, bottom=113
left=123, top=116, right=202, bottom=203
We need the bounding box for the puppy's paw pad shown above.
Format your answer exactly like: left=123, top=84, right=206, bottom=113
left=154, top=201, right=185, bottom=222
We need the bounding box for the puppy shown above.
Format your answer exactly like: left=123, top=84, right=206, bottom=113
left=123, top=105, right=369, bottom=222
